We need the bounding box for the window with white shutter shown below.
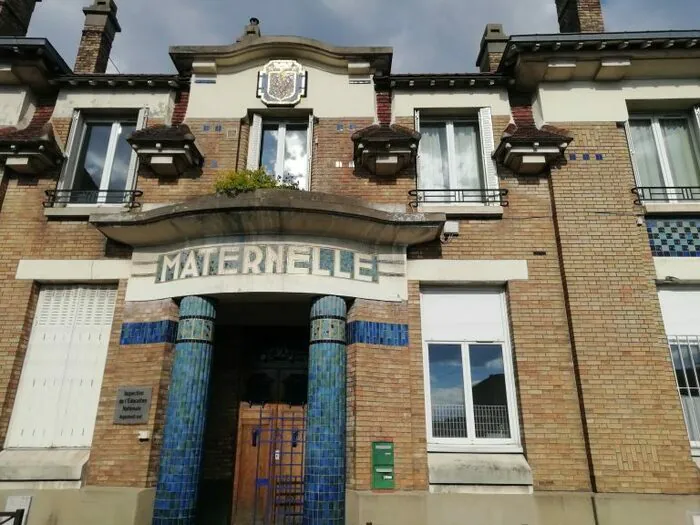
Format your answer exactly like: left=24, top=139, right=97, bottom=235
left=5, top=285, right=117, bottom=449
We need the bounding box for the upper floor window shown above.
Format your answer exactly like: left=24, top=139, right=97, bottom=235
left=628, top=110, right=700, bottom=202
left=56, top=109, right=147, bottom=206
left=420, top=288, right=520, bottom=451
left=414, top=108, right=499, bottom=205
left=247, top=114, right=314, bottom=191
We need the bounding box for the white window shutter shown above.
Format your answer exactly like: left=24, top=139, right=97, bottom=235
left=5, top=285, right=116, bottom=448
left=478, top=107, right=499, bottom=191
left=305, top=114, right=314, bottom=191
left=58, top=110, right=84, bottom=191
left=414, top=109, right=421, bottom=132
left=694, top=106, right=700, bottom=138
left=623, top=120, right=641, bottom=187
left=246, top=113, right=263, bottom=170
left=125, top=108, right=149, bottom=190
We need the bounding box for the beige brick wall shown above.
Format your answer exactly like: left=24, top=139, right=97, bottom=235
left=549, top=121, right=699, bottom=493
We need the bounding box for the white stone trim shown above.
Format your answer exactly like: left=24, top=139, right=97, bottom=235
left=16, top=260, right=131, bottom=281
left=644, top=203, right=700, bottom=215
left=417, top=204, right=504, bottom=217
left=0, top=448, right=89, bottom=482
left=407, top=260, right=528, bottom=283
left=654, top=258, right=700, bottom=283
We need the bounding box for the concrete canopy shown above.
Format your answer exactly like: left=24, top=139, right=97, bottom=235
left=90, top=189, right=446, bottom=248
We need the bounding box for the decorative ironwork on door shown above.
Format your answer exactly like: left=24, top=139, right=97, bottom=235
left=251, top=406, right=306, bottom=525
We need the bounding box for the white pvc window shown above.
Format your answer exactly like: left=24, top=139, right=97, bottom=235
left=658, top=287, right=700, bottom=452
left=5, top=285, right=117, bottom=448
left=60, top=109, right=147, bottom=205
left=627, top=112, right=700, bottom=200
left=247, top=114, right=314, bottom=191
left=420, top=288, right=520, bottom=451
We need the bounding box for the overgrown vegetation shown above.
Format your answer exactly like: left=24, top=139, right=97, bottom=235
left=214, top=168, right=299, bottom=197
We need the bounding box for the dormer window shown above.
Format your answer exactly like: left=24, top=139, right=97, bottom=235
left=247, top=114, right=314, bottom=191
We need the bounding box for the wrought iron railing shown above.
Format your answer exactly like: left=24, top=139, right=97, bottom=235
left=409, top=188, right=508, bottom=208
left=0, top=510, right=24, bottom=524
left=44, top=189, right=143, bottom=208
left=632, top=186, right=700, bottom=204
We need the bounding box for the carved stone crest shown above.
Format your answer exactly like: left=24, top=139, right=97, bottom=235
left=257, top=60, right=307, bottom=106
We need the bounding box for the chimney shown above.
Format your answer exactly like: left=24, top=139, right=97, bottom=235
left=0, top=0, right=41, bottom=37
left=476, top=24, right=509, bottom=73
left=75, top=0, right=121, bottom=74
left=555, top=0, right=604, bottom=33
left=237, top=17, right=261, bottom=43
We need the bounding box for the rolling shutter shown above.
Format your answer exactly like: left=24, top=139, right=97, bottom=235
left=5, top=285, right=117, bottom=448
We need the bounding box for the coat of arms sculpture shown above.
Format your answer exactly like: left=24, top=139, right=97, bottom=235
left=257, top=60, right=307, bottom=106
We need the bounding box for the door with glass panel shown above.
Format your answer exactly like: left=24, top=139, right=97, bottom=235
left=259, top=121, right=309, bottom=191
left=418, top=120, right=484, bottom=203
left=70, top=118, right=137, bottom=204
left=628, top=115, right=700, bottom=202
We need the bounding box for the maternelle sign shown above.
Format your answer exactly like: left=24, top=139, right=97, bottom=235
left=126, top=238, right=408, bottom=302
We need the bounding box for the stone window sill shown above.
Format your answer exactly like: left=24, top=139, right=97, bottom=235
left=417, top=204, right=504, bottom=218
left=643, top=202, right=700, bottom=215
left=427, top=452, right=532, bottom=487
left=0, top=448, right=89, bottom=482
left=44, top=205, right=130, bottom=219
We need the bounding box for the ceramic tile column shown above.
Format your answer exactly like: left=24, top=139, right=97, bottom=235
left=153, top=296, right=216, bottom=525
left=304, top=296, right=347, bottom=525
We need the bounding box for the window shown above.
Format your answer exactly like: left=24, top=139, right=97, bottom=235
left=5, top=285, right=117, bottom=448
left=658, top=287, right=700, bottom=452
left=59, top=109, right=147, bottom=205
left=247, top=114, right=314, bottom=191
left=414, top=108, right=498, bottom=204
left=627, top=109, right=700, bottom=201
left=420, top=288, right=520, bottom=449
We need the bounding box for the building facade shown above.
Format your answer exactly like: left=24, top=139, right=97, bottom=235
left=0, top=1, right=699, bottom=524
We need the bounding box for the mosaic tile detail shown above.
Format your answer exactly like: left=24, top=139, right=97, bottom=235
left=119, top=320, right=177, bottom=345
left=647, top=218, right=700, bottom=257
left=304, top=296, right=346, bottom=525
left=310, top=317, right=346, bottom=343
left=347, top=321, right=409, bottom=347
left=176, top=317, right=214, bottom=343
left=153, top=296, right=216, bottom=525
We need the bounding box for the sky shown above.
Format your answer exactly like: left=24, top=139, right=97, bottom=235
left=26, top=0, right=700, bottom=75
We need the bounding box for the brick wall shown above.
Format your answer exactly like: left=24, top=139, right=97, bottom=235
left=74, top=29, right=114, bottom=74
left=87, top=297, right=178, bottom=487
left=555, top=0, right=605, bottom=33
left=549, top=121, right=699, bottom=493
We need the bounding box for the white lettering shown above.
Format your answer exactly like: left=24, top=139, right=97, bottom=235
left=242, top=245, right=264, bottom=274
left=333, top=250, right=352, bottom=279
left=287, top=246, right=311, bottom=274
left=218, top=247, right=240, bottom=275
left=199, top=247, right=218, bottom=276
left=265, top=245, right=285, bottom=274
left=161, top=253, right=181, bottom=282
left=180, top=250, right=200, bottom=279
left=354, top=252, right=374, bottom=282
left=311, top=247, right=331, bottom=276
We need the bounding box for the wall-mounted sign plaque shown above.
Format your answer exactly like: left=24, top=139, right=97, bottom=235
left=114, top=387, right=152, bottom=425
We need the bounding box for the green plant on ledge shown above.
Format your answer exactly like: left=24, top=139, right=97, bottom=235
left=214, top=168, right=299, bottom=197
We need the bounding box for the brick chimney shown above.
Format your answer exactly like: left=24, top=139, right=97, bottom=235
left=476, top=24, right=509, bottom=73
left=555, top=0, right=604, bottom=33
left=0, top=0, right=41, bottom=37
left=74, top=0, right=121, bottom=74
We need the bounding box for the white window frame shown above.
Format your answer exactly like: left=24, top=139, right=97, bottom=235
left=627, top=111, right=700, bottom=201
left=59, top=108, right=148, bottom=206
left=420, top=289, right=521, bottom=453
left=667, top=335, right=700, bottom=453
left=247, top=113, right=314, bottom=191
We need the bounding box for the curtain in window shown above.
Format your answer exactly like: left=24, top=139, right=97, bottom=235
left=419, top=125, right=449, bottom=189
left=660, top=118, right=700, bottom=187
left=629, top=120, right=665, bottom=187
left=453, top=123, right=483, bottom=189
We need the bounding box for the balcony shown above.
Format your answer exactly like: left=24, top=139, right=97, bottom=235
left=632, top=186, right=700, bottom=204
left=44, top=190, right=143, bottom=216
left=409, top=188, right=508, bottom=217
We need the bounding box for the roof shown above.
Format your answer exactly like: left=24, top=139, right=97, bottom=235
left=0, top=37, right=71, bottom=75
left=51, top=74, right=187, bottom=89
left=384, top=73, right=509, bottom=90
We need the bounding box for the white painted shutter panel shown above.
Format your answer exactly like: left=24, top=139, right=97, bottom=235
left=420, top=288, right=506, bottom=342
left=658, top=288, right=700, bottom=337
left=125, top=108, right=150, bottom=191
left=414, top=110, right=422, bottom=185
left=478, top=107, right=499, bottom=191
left=694, top=106, right=700, bottom=140
left=246, top=113, right=263, bottom=170
left=53, top=286, right=116, bottom=447
left=623, top=120, right=642, bottom=187
left=5, top=285, right=116, bottom=448
left=305, top=113, right=314, bottom=191
left=58, top=110, right=85, bottom=191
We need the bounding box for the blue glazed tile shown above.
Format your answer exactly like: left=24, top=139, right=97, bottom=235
left=583, top=153, right=591, bottom=161
left=347, top=321, right=409, bottom=347
left=120, top=320, right=178, bottom=345
left=647, top=218, right=700, bottom=258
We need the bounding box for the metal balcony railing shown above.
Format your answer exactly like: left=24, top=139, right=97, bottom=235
left=632, top=186, right=700, bottom=204
left=44, top=189, right=143, bottom=208
left=0, top=510, right=25, bottom=524
left=409, top=188, right=508, bottom=208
